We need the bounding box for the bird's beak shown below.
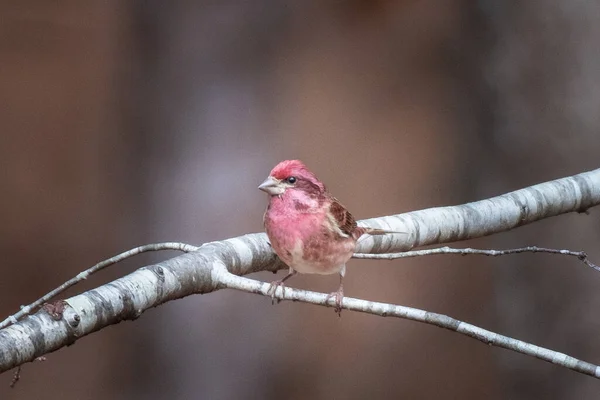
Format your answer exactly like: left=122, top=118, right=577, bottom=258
left=258, top=176, right=284, bottom=196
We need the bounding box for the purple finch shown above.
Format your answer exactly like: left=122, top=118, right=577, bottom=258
left=259, top=160, right=396, bottom=314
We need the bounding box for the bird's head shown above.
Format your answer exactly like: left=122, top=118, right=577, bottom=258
left=258, top=160, right=325, bottom=197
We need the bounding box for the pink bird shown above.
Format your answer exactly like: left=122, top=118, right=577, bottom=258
left=258, top=160, right=396, bottom=314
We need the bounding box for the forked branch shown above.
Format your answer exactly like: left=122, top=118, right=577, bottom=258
left=0, top=168, right=599, bottom=378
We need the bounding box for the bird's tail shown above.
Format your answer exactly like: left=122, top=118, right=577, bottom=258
left=357, top=227, right=407, bottom=236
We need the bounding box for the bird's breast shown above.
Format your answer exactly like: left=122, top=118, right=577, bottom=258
left=264, top=200, right=355, bottom=275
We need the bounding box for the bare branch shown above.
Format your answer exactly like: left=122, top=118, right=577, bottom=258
left=0, top=235, right=277, bottom=373
left=355, top=168, right=600, bottom=254
left=0, top=242, right=199, bottom=330
left=354, top=246, right=600, bottom=271
left=1, top=168, right=599, bottom=377
left=220, top=272, right=600, bottom=379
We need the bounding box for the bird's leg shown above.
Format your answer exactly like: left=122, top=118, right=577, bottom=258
left=268, top=267, right=296, bottom=304
left=326, top=265, right=345, bottom=316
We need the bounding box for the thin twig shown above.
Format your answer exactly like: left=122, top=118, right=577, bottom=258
left=353, top=246, right=600, bottom=272
left=0, top=242, right=199, bottom=330
left=9, top=356, right=45, bottom=388
left=218, top=271, right=600, bottom=379
left=9, top=366, right=21, bottom=388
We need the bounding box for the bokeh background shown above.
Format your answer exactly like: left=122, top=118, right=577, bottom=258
left=1, top=1, right=600, bottom=399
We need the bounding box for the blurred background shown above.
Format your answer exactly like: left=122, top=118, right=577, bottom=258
left=1, top=1, right=600, bottom=399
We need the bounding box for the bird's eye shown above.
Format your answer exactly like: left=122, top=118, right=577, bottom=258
left=286, top=176, right=297, bottom=184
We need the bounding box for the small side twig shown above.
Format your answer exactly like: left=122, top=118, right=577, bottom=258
left=10, top=357, right=46, bottom=388
left=9, top=366, right=21, bottom=388
left=0, top=242, right=199, bottom=330
left=353, top=246, right=600, bottom=272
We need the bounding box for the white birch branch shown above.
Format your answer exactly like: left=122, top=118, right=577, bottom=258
left=220, top=273, right=600, bottom=379
left=355, top=168, right=600, bottom=254
left=1, top=168, right=599, bottom=377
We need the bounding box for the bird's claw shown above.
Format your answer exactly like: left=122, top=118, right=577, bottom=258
left=326, top=289, right=344, bottom=317
left=268, top=280, right=286, bottom=305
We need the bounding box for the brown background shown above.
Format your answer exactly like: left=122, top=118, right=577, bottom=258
left=1, top=1, right=600, bottom=399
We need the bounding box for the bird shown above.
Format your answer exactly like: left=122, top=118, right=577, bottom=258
left=258, top=159, right=398, bottom=315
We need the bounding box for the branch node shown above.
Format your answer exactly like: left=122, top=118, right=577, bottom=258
left=68, top=313, right=81, bottom=328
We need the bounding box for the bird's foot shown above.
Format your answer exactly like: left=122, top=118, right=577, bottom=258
left=326, top=287, right=344, bottom=317
left=267, top=280, right=286, bottom=305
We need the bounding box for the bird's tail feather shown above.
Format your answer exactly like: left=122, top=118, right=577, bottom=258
left=360, top=227, right=407, bottom=236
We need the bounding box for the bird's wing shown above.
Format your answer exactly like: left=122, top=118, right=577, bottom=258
left=328, top=198, right=357, bottom=237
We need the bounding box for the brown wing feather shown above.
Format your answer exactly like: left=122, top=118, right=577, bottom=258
left=329, top=198, right=357, bottom=236
left=329, top=198, right=406, bottom=239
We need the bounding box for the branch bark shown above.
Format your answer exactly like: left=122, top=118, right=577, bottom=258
left=1, top=168, right=599, bottom=376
